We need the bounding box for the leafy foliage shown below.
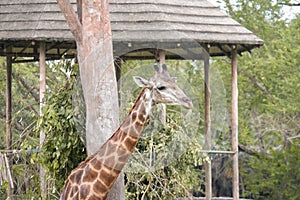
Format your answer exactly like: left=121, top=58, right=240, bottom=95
left=125, top=150, right=204, bottom=199
left=240, top=144, right=300, bottom=199
left=215, top=0, right=300, bottom=198
left=35, top=63, right=87, bottom=195
left=120, top=60, right=205, bottom=199
left=124, top=110, right=204, bottom=199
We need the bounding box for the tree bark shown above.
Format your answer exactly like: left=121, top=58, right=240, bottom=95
left=57, top=0, right=125, bottom=199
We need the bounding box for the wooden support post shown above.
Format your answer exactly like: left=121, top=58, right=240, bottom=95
left=76, top=0, right=82, bottom=23
left=159, top=50, right=166, bottom=124
left=39, top=41, right=47, bottom=198
left=114, top=58, right=122, bottom=90
left=114, top=58, right=122, bottom=106
left=159, top=50, right=166, bottom=64
left=6, top=46, right=14, bottom=199
left=231, top=47, right=239, bottom=200
left=204, top=48, right=212, bottom=200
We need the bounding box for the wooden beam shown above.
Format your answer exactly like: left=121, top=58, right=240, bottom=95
left=231, top=47, right=239, bottom=200
left=204, top=46, right=212, bottom=200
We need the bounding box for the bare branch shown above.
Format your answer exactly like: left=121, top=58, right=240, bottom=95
left=12, top=72, right=39, bottom=103
left=279, top=2, right=300, bottom=6
left=238, top=143, right=261, bottom=158
left=57, top=0, right=82, bottom=43
left=288, top=134, right=300, bottom=140
left=241, top=70, right=276, bottom=104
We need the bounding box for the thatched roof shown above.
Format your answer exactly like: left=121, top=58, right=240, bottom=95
left=0, top=0, right=263, bottom=61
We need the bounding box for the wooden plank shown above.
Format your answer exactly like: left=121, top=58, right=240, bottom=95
left=110, top=0, right=217, bottom=8
left=0, top=30, right=74, bottom=40
left=0, top=0, right=76, bottom=5
left=0, top=3, right=76, bottom=13
left=0, top=13, right=67, bottom=22
left=111, top=22, right=252, bottom=34
left=111, top=13, right=240, bottom=26
left=110, top=4, right=226, bottom=16
left=112, top=30, right=263, bottom=44
left=0, top=0, right=56, bottom=4
left=1, top=0, right=212, bottom=8
left=0, top=21, right=69, bottom=30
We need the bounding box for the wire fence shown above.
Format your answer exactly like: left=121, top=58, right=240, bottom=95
left=0, top=150, right=44, bottom=199
left=0, top=149, right=235, bottom=199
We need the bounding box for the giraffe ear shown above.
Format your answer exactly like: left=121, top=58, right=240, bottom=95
left=133, top=76, right=149, bottom=87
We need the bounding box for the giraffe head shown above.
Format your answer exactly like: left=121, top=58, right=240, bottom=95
left=133, top=64, right=193, bottom=109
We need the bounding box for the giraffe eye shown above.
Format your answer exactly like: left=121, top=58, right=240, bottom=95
left=157, top=86, right=166, bottom=91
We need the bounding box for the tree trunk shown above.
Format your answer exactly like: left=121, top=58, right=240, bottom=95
left=57, top=0, right=125, bottom=199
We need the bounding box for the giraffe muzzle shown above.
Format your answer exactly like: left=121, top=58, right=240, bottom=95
left=181, top=97, right=193, bottom=109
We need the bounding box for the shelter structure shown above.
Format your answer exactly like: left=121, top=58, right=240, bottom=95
left=0, top=0, right=263, bottom=61
left=0, top=0, right=263, bottom=199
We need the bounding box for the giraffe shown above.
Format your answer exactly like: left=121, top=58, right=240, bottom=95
left=60, top=64, right=193, bottom=200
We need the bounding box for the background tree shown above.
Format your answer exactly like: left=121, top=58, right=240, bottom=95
left=214, top=0, right=300, bottom=198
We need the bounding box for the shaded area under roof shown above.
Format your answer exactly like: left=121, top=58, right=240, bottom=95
left=0, top=0, right=263, bottom=62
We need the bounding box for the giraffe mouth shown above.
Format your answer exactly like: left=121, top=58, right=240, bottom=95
left=182, top=101, right=193, bottom=109
left=181, top=97, right=193, bottom=109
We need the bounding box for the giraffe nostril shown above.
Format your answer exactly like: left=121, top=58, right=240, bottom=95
left=182, top=97, right=193, bottom=109
left=182, top=97, right=191, bottom=103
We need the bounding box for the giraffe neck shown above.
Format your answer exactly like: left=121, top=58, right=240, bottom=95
left=118, top=87, right=153, bottom=141
left=93, top=87, right=153, bottom=196
left=95, top=87, right=153, bottom=168
left=60, top=88, right=154, bottom=200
